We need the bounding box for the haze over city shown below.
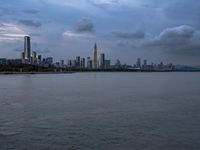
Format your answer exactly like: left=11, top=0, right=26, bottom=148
left=0, top=0, right=200, bottom=65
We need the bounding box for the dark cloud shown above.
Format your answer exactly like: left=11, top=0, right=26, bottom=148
left=36, top=48, right=51, bottom=54
left=113, top=31, right=146, bottom=39
left=145, top=25, right=200, bottom=55
left=75, top=18, right=94, bottom=33
left=88, top=0, right=118, bottom=6
left=23, top=9, right=40, bottom=14
left=13, top=47, right=23, bottom=52
left=19, top=20, right=42, bottom=27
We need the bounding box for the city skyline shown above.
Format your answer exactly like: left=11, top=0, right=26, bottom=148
left=0, top=35, right=199, bottom=72
left=0, top=0, right=200, bottom=65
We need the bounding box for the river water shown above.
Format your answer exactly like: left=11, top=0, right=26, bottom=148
left=0, top=72, right=200, bottom=150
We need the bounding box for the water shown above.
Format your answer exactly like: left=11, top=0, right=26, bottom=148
left=0, top=72, right=200, bottom=150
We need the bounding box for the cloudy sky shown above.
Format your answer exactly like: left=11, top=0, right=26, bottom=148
left=0, top=0, right=200, bottom=65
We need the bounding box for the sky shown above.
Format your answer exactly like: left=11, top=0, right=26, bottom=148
left=0, top=0, right=200, bottom=65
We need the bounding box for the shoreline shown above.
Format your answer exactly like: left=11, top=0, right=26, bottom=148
left=0, top=70, right=200, bottom=75
left=0, top=71, right=75, bottom=75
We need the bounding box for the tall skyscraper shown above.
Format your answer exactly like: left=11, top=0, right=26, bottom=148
left=32, top=51, right=37, bottom=64
left=81, top=58, right=85, bottom=68
left=76, top=56, right=81, bottom=68
left=93, top=43, right=98, bottom=69
left=105, top=60, right=111, bottom=69
left=24, top=36, right=31, bottom=61
left=87, top=57, right=92, bottom=69
left=137, top=58, right=141, bottom=68
left=100, top=53, right=105, bottom=69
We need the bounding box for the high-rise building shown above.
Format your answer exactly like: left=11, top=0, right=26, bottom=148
left=100, top=53, right=105, bottom=69
left=136, top=58, right=141, bottom=68
left=60, top=60, right=64, bottom=66
left=81, top=58, right=85, bottom=68
left=38, top=55, right=42, bottom=64
left=93, top=43, right=98, bottom=69
left=105, top=60, right=111, bottom=69
left=143, top=59, right=147, bottom=66
left=115, top=59, right=121, bottom=68
left=76, top=56, right=81, bottom=68
left=87, top=57, right=92, bottom=69
left=21, top=52, right=25, bottom=60
left=45, top=57, right=53, bottom=65
left=32, top=51, right=37, bottom=64
left=24, top=36, right=31, bottom=61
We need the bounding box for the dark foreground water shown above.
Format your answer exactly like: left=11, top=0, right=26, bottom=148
left=0, top=72, right=200, bottom=150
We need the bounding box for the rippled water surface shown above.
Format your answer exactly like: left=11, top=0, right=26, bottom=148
left=0, top=72, right=200, bottom=150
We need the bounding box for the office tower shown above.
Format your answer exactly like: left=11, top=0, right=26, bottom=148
left=0, top=58, right=7, bottom=65
left=21, top=52, right=25, bottom=60
left=76, top=56, right=81, bottom=68
left=137, top=58, right=141, bottom=68
left=87, top=57, right=92, bottom=69
left=24, top=36, right=31, bottom=60
left=100, top=53, right=105, bottom=69
left=143, top=59, right=147, bottom=66
left=81, top=58, right=85, bottom=68
left=115, top=59, right=121, bottom=68
left=45, top=57, right=53, bottom=65
left=72, top=60, right=76, bottom=67
left=38, top=55, right=42, bottom=64
left=60, top=60, right=64, bottom=66
left=32, top=51, right=37, bottom=64
left=93, top=43, right=98, bottom=69
left=68, top=60, right=72, bottom=68
left=105, top=60, right=111, bottom=69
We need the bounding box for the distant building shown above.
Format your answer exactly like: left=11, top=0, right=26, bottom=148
left=60, top=60, right=64, bottom=67
left=87, top=57, right=92, bottom=69
left=115, top=59, right=121, bottom=68
left=92, top=43, right=98, bottom=69
left=31, top=51, right=37, bottom=64
left=24, top=36, right=31, bottom=61
left=76, top=56, right=81, bottom=68
left=143, top=59, right=147, bottom=66
left=68, top=59, right=76, bottom=68
left=142, top=59, right=147, bottom=69
left=7, top=59, right=22, bottom=64
left=100, top=53, right=105, bottom=69
left=105, top=60, right=111, bottom=69
left=136, top=58, right=141, bottom=68
left=38, top=55, right=42, bottom=64
left=67, top=60, right=72, bottom=68
left=45, top=57, right=53, bottom=65
left=21, top=52, right=25, bottom=60
left=80, top=58, right=85, bottom=68
left=0, top=58, right=7, bottom=65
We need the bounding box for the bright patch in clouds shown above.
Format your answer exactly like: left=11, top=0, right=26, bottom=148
left=63, top=30, right=93, bottom=39
left=0, top=23, right=27, bottom=43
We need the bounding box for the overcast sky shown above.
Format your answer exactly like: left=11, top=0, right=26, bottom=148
left=0, top=0, right=200, bottom=65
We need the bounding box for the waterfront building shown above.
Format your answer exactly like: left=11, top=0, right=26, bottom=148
left=60, top=60, right=64, bottom=67
left=142, top=59, right=147, bottom=69
left=115, top=59, right=121, bottom=68
left=45, top=57, right=53, bottom=65
left=81, top=58, right=85, bottom=68
left=76, top=56, right=81, bottom=68
left=105, top=60, right=111, bottom=69
left=0, top=58, right=7, bottom=65
left=92, top=43, right=98, bottom=69
left=100, top=53, right=105, bottom=69
left=38, top=55, right=42, bottom=64
left=24, top=36, right=31, bottom=61
left=32, top=51, right=37, bottom=64
left=136, top=58, right=141, bottom=68
left=87, top=57, right=92, bottom=69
